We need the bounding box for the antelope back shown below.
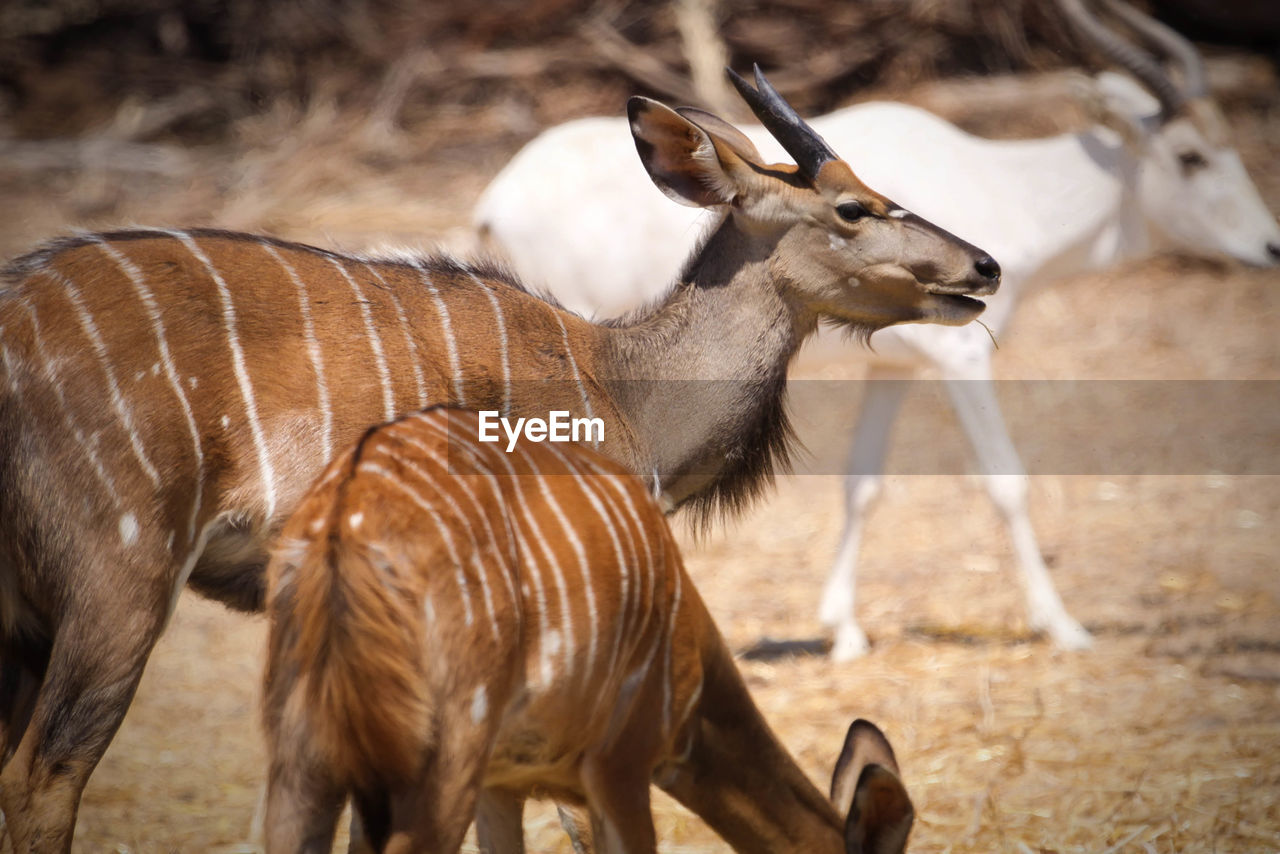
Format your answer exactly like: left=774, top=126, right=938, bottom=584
left=0, top=229, right=610, bottom=619
left=264, top=406, right=706, bottom=792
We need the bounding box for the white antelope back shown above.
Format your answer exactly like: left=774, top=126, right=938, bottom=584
left=263, top=406, right=914, bottom=854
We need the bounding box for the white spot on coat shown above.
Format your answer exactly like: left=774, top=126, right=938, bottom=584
left=119, top=513, right=140, bottom=546
left=349, top=511, right=364, bottom=530
left=471, top=686, right=488, bottom=724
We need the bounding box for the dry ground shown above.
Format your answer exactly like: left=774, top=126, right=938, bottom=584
left=1, top=69, right=1278, bottom=854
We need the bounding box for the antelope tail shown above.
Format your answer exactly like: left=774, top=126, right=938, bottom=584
left=269, top=493, right=432, bottom=787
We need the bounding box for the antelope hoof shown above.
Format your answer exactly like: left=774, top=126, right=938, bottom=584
left=829, top=621, right=871, bottom=663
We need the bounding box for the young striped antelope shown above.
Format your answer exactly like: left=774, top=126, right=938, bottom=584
left=263, top=407, right=914, bottom=854
left=0, top=68, right=992, bottom=850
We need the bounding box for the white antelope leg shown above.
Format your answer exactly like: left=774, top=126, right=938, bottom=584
left=820, top=364, right=914, bottom=662
left=942, top=368, right=1092, bottom=650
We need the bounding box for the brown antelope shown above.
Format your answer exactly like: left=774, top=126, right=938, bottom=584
left=0, top=67, right=993, bottom=849
left=262, top=406, right=914, bottom=854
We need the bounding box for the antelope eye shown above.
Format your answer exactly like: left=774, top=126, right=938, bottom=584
left=836, top=201, right=869, bottom=222
left=1177, top=150, right=1208, bottom=172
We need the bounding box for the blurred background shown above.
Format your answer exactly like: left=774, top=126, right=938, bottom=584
left=1, top=1, right=1278, bottom=852
left=2, top=0, right=1278, bottom=256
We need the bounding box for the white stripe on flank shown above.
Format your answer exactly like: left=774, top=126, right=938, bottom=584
left=544, top=445, right=625, bottom=678
left=415, top=416, right=523, bottom=616
left=607, top=472, right=654, bottom=583
left=97, top=239, right=204, bottom=544
left=262, top=241, right=333, bottom=463
left=393, top=425, right=520, bottom=617
left=359, top=460, right=475, bottom=629
left=438, top=410, right=562, bottom=684
left=581, top=461, right=655, bottom=627
left=555, top=313, right=597, bottom=447
left=502, top=460, right=576, bottom=679
left=330, top=257, right=395, bottom=422
left=526, top=471, right=579, bottom=676
left=391, top=448, right=501, bottom=642
left=535, top=445, right=603, bottom=679
left=470, top=273, right=511, bottom=417
left=169, top=230, right=277, bottom=518
left=366, top=263, right=428, bottom=408
left=583, top=466, right=649, bottom=648
left=414, top=263, right=465, bottom=406
left=15, top=303, right=122, bottom=507
left=50, top=269, right=161, bottom=490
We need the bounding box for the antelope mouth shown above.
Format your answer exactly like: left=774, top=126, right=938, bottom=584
left=920, top=279, right=999, bottom=298
left=922, top=292, right=988, bottom=326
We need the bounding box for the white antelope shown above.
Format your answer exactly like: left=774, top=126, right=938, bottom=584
left=473, top=0, right=1280, bottom=661
left=262, top=406, right=914, bottom=854
left=0, top=69, right=996, bottom=850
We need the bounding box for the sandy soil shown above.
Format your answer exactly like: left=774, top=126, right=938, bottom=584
left=2, top=73, right=1278, bottom=854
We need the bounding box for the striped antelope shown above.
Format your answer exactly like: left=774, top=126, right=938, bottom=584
left=262, top=406, right=914, bottom=854
left=0, top=68, right=994, bottom=850
left=474, top=0, right=1280, bottom=660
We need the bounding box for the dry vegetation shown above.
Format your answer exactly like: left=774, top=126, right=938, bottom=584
left=1, top=1, right=1279, bottom=852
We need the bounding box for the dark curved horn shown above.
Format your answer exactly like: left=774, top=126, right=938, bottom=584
left=727, top=64, right=837, bottom=180
left=1100, top=0, right=1207, bottom=99
left=1057, top=0, right=1185, bottom=117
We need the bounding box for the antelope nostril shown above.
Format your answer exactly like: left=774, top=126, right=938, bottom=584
left=974, top=255, right=1001, bottom=281
left=1267, top=241, right=1280, bottom=262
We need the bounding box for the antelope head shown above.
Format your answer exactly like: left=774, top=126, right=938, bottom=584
left=1062, top=0, right=1280, bottom=267
left=628, top=65, right=1002, bottom=332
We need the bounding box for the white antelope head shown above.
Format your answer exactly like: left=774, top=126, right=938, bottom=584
left=1061, top=0, right=1280, bottom=266
left=629, top=66, right=1002, bottom=329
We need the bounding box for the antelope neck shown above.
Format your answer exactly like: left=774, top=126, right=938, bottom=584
left=594, top=222, right=811, bottom=512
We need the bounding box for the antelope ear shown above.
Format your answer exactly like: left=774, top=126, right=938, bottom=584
left=675, top=106, right=763, bottom=163
left=831, top=719, right=901, bottom=815
left=628, top=96, right=745, bottom=208
left=844, top=764, right=914, bottom=854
